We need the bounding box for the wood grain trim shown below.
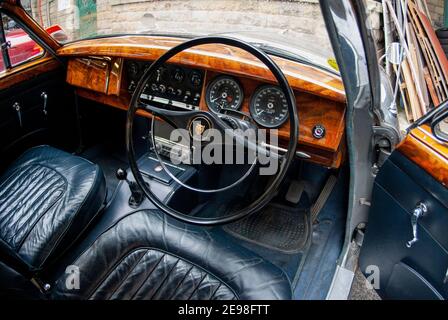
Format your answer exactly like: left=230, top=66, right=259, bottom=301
left=67, top=58, right=110, bottom=94
left=66, top=57, right=123, bottom=95
left=397, top=125, right=448, bottom=187
left=76, top=88, right=130, bottom=111
left=0, top=54, right=61, bottom=90
left=107, top=58, right=124, bottom=95
left=76, top=87, right=345, bottom=168
left=57, top=36, right=345, bottom=103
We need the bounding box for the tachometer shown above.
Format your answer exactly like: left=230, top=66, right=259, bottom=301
left=250, top=85, right=289, bottom=128
left=206, top=76, right=244, bottom=112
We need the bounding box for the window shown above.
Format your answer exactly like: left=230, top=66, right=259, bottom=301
left=0, top=12, right=44, bottom=73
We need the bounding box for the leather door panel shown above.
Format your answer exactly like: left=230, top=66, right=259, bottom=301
left=359, top=126, right=448, bottom=300
left=0, top=65, right=66, bottom=167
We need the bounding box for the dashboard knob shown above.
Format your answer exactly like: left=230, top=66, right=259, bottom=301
left=312, top=124, right=326, bottom=139
left=158, top=84, right=166, bottom=93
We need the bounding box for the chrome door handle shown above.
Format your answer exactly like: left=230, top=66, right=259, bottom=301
left=41, top=92, right=48, bottom=116
left=406, top=202, right=428, bottom=248
left=12, top=102, right=22, bottom=128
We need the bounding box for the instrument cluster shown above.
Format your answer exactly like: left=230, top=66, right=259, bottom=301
left=205, top=75, right=289, bottom=128
left=125, top=60, right=290, bottom=128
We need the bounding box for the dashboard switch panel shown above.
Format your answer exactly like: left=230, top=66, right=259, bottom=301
left=125, top=60, right=204, bottom=111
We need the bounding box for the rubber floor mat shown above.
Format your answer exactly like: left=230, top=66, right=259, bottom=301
left=224, top=203, right=309, bottom=254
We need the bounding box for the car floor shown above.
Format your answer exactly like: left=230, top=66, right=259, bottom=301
left=218, top=165, right=349, bottom=299
left=293, top=168, right=348, bottom=299
left=220, top=196, right=311, bottom=285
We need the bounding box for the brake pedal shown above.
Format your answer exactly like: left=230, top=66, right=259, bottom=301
left=285, top=180, right=305, bottom=204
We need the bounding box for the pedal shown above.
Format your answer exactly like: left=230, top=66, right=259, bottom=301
left=310, top=175, right=337, bottom=222
left=285, top=180, right=305, bottom=204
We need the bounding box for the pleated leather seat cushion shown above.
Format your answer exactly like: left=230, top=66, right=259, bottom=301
left=52, top=210, right=292, bottom=300
left=0, top=145, right=106, bottom=271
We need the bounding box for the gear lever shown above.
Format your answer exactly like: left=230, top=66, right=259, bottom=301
left=116, top=168, right=145, bottom=208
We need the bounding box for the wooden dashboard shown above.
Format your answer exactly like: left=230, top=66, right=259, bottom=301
left=58, top=36, right=346, bottom=168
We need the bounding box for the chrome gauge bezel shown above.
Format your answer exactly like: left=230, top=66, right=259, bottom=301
left=249, top=84, right=289, bottom=128
left=206, top=75, right=244, bottom=112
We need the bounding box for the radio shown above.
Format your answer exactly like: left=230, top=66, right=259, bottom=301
left=153, top=136, right=191, bottom=163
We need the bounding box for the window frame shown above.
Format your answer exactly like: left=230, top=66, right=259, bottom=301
left=0, top=13, right=11, bottom=70
left=0, top=10, right=46, bottom=74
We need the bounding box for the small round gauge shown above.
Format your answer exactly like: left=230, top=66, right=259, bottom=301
left=206, top=76, right=244, bottom=112
left=250, top=85, right=289, bottom=128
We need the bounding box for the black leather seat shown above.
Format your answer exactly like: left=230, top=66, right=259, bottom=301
left=52, top=210, right=292, bottom=300
left=0, top=145, right=106, bottom=274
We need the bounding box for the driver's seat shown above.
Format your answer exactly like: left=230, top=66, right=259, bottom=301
left=50, top=210, right=292, bottom=300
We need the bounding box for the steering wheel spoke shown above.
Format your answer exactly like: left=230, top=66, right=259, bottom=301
left=139, top=101, right=200, bottom=130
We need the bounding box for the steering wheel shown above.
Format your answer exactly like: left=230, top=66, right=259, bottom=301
left=126, top=36, right=298, bottom=225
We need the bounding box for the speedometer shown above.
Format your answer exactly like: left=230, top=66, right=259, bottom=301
left=206, top=76, right=244, bottom=112
left=250, top=85, right=289, bottom=128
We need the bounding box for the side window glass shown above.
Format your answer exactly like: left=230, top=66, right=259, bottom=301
left=0, top=13, right=44, bottom=72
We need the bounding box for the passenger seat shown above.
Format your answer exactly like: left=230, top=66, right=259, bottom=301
left=0, top=145, right=106, bottom=280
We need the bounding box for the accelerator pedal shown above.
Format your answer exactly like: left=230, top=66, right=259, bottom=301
left=310, top=175, right=337, bottom=222
left=285, top=180, right=305, bottom=204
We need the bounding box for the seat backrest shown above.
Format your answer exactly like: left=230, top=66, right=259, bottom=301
left=51, top=210, right=292, bottom=300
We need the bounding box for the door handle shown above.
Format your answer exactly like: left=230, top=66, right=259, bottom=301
left=12, top=102, right=22, bottom=128
left=406, top=202, right=428, bottom=248
left=41, top=92, right=48, bottom=116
